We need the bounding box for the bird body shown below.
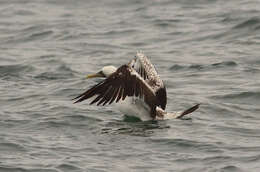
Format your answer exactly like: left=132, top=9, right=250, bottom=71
left=73, top=52, right=199, bottom=121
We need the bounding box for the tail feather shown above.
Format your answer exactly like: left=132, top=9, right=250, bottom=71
left=176, top=104, right=200, bottom=119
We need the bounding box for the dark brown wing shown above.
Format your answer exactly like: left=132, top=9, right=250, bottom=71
left=73, top=65, right=159, bottom=118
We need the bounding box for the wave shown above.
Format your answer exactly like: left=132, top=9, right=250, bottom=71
left=211, top=61, right=237, bottom=67
left=190, top=16, right=260, bottom=42
left=59, top=29, right=137, bottom=41
left=101, top=119, right=168, bottom=136
left=29, top=30, right=53, bottom=40
left=219, top=165, right=243, bottom=172
left=0, top=142, right=26, bottom=152
left=0, top=64, right=34, bottom=78
left=215, top=17, right=260, bottom=41
left=153, top=19, right=182, bottom=27
left=56, top=163, right=81, bottom=171
left=210, top=91, right=260, bottom=114
left=217, top=91, right=260, bottom=100
left=34, top=64, right=75, bottom=80
left=0, top=166, right=59, bottom=172
left=169, top=61, right=238, bottom=71
left=233, top=17, right=260, bottom=30
left=34, top=71, right=73, bottom=80
left=62, top=114, right=103, bottom=123
left=3, top=29, right=54, bottom=45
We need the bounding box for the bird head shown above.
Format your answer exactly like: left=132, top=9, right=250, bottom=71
left=86, top=66, right=117, bottom=79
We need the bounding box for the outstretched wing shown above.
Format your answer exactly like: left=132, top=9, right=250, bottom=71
left=128, top=52, right=167, bottom=109
left=73, top=65, right=159, bottom=118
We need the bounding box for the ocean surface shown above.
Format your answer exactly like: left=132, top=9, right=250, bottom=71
left=1, top=0, right=260, bottom=171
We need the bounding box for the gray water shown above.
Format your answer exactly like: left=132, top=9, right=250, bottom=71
left=1, top=0, right=260, bottom=171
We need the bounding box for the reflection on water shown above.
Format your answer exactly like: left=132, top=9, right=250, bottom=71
left=101, top=118, right=170, bottom=136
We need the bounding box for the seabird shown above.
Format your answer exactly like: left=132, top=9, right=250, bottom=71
left=73, top=52, right=199, bottom=121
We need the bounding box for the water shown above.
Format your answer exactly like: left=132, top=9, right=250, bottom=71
left=1, top=0, right=260, bottom=171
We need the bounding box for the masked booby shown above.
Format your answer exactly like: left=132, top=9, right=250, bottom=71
left=73, top=52, right=199, bottom=121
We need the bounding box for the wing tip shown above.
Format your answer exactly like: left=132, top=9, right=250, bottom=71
left=73, top=97, right=82, bottom=104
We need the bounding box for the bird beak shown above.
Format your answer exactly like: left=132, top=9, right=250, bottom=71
left=86, top=71, right=105, bottom=79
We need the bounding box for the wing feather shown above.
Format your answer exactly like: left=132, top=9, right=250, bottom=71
left=128, top=53, right=167, bottom=109
left=73, top=65, right=159, bottom=117
left=116, top=86, right=123, bottom=103
left=109, top=87, right=119, bottom=104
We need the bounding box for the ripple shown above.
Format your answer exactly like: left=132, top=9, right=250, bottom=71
left=211, top=61, right=237, bottom=67
left=150, top=138, right=220, bottom=152
left=14, top=9, right=36, bottom=16
left=0, top=142, right=27, bottom=152
left=3, top=29, right=55, bottom=45
left=21, top=25, right=43, bottom=33
left=0, top=64, right=34, bottom=78
left=37, top=113, right=102, bottom=130
left=153, top=19, right=181, bottom=27
left=233, top=17, right=260, bottom=30
left=203, top=155, right=233, bottom=164
left=29, top=30, right=54, bottom=40
left=189, top=64, right=204, bottom=70
left=34, top=72, right=73, bottom=80
left=56, top=163, right=81, bottom=171
left=169, top=61, right=238, bottom=71
left=169, top=64, right=185, bottom=70
left=34, top=64, right=75, bottom=81
left=217, top=91, right=260, bottom=100
left=63, top=114, right=103, bottom=123
left=220, top=165, right=243, bottom=172
left=102, top=29, right=137, bottom=36
left=101, top=120, right=168, bottom=136
left=0, top=166, right=59, bottom=172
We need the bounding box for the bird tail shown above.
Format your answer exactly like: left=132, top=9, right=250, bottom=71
left=176, top=104, right=200, bottom=119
